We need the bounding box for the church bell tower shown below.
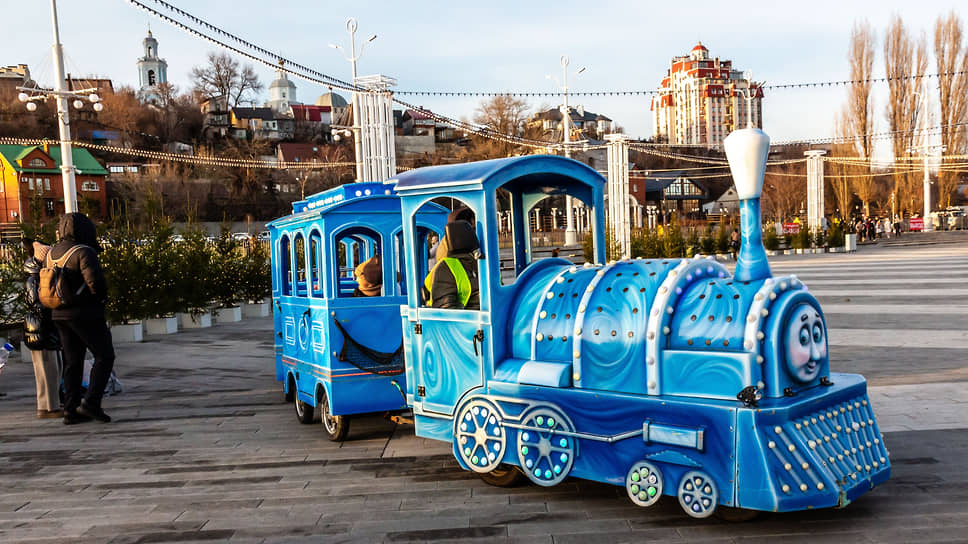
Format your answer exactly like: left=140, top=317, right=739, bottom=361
left=137, top=30, right=168, bottom=103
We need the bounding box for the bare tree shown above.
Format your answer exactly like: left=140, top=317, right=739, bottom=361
left=830, top=109, right=856, bottom=218
left=884, top=15, right=929, bottom=217
left=190, top=52, right=264, bottom=109
left=845, top=20, right=877, bottom=216
left=934, top=11, right=968, bottom=209
left=470, top=94, right=532, bottom=159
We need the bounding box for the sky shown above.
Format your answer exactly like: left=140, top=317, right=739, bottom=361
left=5, top=0, right=966, bottom=145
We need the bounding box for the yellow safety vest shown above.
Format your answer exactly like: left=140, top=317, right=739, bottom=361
left=424, top=258, right=472, bottom=308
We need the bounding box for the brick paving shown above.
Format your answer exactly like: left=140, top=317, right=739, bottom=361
left=0, top=237, right=966, bottom=543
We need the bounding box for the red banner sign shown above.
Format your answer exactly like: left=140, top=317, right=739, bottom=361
left=782, top=223, right=801, bottom=235
left=909, top=217, right=924, bottom=231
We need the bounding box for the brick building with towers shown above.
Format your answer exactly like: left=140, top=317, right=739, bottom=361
left=651, top=43, right=763, bottom=148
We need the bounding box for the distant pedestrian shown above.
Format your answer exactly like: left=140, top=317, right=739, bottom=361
left=729, top=228, right=741, bottom=258
left=551, top=248, right=560, bottom=258
left=22, top=238, right=62, bottom=419
left=47, top=212, right=116, bottom=424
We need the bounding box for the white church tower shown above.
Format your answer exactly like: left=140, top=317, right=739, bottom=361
left=267, top=62, right=299, bottom=114
left=137, top=30, right=168, bottom=103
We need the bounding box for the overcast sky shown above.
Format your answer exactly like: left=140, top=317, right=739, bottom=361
left=6, top=0, right=965, bottom=144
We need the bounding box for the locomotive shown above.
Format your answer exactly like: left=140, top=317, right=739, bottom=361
left=270, top=128, right=890, bottom=518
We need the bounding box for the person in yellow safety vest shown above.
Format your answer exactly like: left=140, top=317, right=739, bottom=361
left=423, top=220, right=481, bottom=310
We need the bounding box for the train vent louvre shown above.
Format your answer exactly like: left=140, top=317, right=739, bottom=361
left=764, top=395, right=889, bottom=494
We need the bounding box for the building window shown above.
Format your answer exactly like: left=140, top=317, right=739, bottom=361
left=81, top=181, right=99, bottom=192
left=27, top=178, right=34, bottom=190
left=148, top=70, right=156, bottom=86
left=44, top=178, right=50, bottom=190
left=29, top=158, right=46, bottom=168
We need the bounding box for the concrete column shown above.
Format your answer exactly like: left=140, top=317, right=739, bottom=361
left=804, top=150, right=826, bottom=233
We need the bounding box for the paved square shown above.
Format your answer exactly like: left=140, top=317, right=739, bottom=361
left=1, top=237, right=966, bottom=543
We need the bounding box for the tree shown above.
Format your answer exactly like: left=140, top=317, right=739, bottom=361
left=884, top=15, right=928, bottom=217
left=190, top=52, right=264, bottom=109
left=470, top=94, right=531, bottom=159
left=934, top=11, right=968, bottom=209
left=845, top=20, right=877, bottom=216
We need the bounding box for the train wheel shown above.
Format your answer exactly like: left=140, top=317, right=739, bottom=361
left=714, top=506, right=759, bottom=522
left=626, top=461, right=663, bottom=507
left=320, top=389, right=349, bottom=441
left=454, top=398, right=506, bottom=473
left=480, top=464, right=526, bottom=487
left=294, top=389, right=315, bottom=425
left=516, top=406, right=575, bottom=487
left=677, top=470, right=718, bottom=519
left=284, top=374, right=295, bottom=402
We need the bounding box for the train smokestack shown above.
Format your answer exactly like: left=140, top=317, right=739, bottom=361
left=724, top=128, right=772, bottom=282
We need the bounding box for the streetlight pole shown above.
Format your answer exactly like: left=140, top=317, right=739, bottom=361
left=18, top=0, right=102, bottom=215
left=549, top=55, right=584, bottom=246
left=329, top=18, right=376, bottom=183
left=908, top=143, right=946, bottom=232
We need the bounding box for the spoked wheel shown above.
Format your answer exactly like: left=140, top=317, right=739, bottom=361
left=320, top=388, right=349, bottom=441
left=626, top=461, right=663, bottom=507
left=294, top=388, right=315, bottom=425
left=678, top=470, right=718, bottom=519
left=516, top=406, right=575, bottom=487
left=454, top=398, right=506, bottom=473
left=480, top=464, right=526, bottom=487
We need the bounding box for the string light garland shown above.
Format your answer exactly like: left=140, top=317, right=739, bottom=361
left=125, top=1, right=968, bottom=159
left=0, top=137, right=355, bottom=170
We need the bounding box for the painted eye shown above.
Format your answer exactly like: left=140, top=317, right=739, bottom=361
left=799, top=326, right=810, bottom=346
left=813, top=324, right=823, bottom=343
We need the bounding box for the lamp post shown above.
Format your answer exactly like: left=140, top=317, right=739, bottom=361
left=329, top=18, right=376, bottom=183
left=548, top=55, right=585, bottom=246
left=18, top=0, right=103, bottom=214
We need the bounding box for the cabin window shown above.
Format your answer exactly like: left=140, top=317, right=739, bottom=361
left=293, top=232, right=307, bottom=296
left=309, top=229, right=324, bottom=298
left=280, top=234, right=292, bottom=296
left=420, top=197, right=480, bottom=308
left=29, top=158, right=46, bottom=168
left=333, top=227, right=383, bottom=298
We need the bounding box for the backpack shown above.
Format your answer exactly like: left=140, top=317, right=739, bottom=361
left=38, top=245, right=89, bottom=310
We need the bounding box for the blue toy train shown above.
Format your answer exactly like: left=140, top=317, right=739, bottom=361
left=268, top=128, right=890, bottom=518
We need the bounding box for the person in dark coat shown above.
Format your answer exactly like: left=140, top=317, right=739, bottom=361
left=48, top=212, right=115, bottom=424
left=424, top=220, right=481, bottom=310
left=22, top=238, right=63, bottom=418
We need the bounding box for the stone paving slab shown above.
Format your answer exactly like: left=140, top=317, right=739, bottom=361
left=0, top=243, right=966, bottom=542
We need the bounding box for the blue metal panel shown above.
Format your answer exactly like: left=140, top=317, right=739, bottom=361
left=413, top=309, right=484, bottom=415
left=669, top=279, right=760, bottom=351
left=660, top=350, right=756, bottom=401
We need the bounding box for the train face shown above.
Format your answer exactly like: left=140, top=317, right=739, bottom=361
left=393, top=129, right=890, bottom=519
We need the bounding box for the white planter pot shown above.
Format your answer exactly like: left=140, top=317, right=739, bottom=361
left=765, top=250, right=778, bottom=256
left=783, top=249, right=793, bottom=255
left=216, top=306, right=242, bottom=323
left=179, top=312, right=212, bottom=329
left=111, top=322, right=143, bottom=343
left=243, top=301, right=269, bottom=318
left=795, top=249, right=804, bottom=254
left=145, top=316, right=178, bottom=335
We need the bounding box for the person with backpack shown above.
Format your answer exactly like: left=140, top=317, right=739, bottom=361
left=22, top=238, right=62, bottom=419
left=46, top=212, right=115, bottom=424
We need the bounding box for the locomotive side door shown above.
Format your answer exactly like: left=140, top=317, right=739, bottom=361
left=407, top=308, right=487, bottom=416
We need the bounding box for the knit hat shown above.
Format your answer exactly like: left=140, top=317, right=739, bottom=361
left=354, top=255, right=382, bottom=296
